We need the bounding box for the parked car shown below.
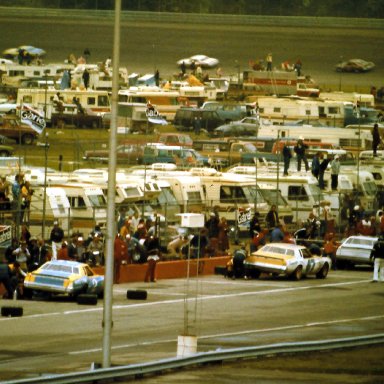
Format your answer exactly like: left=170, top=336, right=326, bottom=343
left=335, top=59, right=375, bottom=73
left=244, top=243, right=331, bottom=280
left=83, top=143, right=144, bottom=164
left=177, top=54, right=219, bottom=69
left=157, top=133, right=193, bottom=147
left=213, top=122, right=259, bottom=137
left=23, top=260, right=104, bottom=298
left=0, top=115, right=39, bottom=145
left=0, top=143, right=14, bottom=157
left=335, top=235, right=378, bottom=268
left=0, top=102, right=17, bottom=116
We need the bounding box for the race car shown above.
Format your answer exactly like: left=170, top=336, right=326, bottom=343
left=244, top=243, right=331, bottom=280
left=177, top=54, right=219, bottom=69
left=335, top=59, right=375, bottom=73
left=23, top=260, right=104, bottom=297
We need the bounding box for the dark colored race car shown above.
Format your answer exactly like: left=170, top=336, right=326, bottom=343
left=335, top=59, right=375, bottom=73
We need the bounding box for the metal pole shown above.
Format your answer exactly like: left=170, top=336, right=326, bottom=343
left=253, top=156, right=258, bottom=210
left=102, top=0, right=121, bottom=369
left=42, top=133, right=48, bottom=239
left=276, top=130, right=280, bottom=207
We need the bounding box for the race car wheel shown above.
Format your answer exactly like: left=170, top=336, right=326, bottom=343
left=127, top=290, right=147, bottom=300
left=291, top=266, right=303, bottom=281
left=249, top=269, right=261, bottom=279
left=316, top=263, right=329, bottom=279
left=77, top=294, right=98, bottom=305
left=1, top=306, right=23, bottom=317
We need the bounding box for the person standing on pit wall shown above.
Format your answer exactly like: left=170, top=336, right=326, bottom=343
left=282, top=143, right=292, bottom=176
left=294, top=59, right=302, bottom=76
left=318, top=153, right=330, bottom=190
left=294, top=138, right=309, bottom=172
left=311, top=152, right=320, bottom=180
left=82, top=68, right=90, bottom=89
left=144, top=248, right=160, bottom=283
left=49, top=220, right=64, bottom=260
left=371, top=234, right=384, bottom=282
left=330, top=155, right=340, bottom=191
left=266, top=53, right=273, bottom=71
left=372, top=123, right=382, bottom=157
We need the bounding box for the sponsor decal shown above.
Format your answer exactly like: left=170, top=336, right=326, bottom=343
left=238, top=208, right=252, bottom=225
left=20, top=105, right=46, bottom=134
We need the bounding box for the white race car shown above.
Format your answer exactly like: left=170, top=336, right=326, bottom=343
left=244, top=243, right=331, bottom=280
left=177, top=54, right=219, bottom=69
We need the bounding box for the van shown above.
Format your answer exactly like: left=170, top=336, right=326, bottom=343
left=173, top=107, right=225, bottom=132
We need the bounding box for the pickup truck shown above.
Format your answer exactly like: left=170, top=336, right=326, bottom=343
left=193, top=139, right=278, bottom=168
left=0, top=115, right=39, bottom=145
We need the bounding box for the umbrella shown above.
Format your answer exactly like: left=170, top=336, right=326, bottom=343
left=2, top=47, right=19, bottom=58
left=18, top=45, right=46, bottom=57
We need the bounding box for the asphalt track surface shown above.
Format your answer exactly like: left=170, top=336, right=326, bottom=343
left=0, top=14, right=384, bottom=91
left=0, top=12, right=384, bottom=384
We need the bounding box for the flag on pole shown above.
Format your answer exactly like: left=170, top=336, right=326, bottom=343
left=20, top=105, right=46, bottom=134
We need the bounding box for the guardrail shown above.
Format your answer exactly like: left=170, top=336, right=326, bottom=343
left=0, top=7, right=383, bottom=29
left=4, top=333, right=384, bottom=384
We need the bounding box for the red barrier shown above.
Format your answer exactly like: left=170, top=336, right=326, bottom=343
left=94, top=256, right=230, bottom=283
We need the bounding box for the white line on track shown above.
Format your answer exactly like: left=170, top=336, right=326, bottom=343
left=69, top=314, right=384, bottom=355
left=0, top=279, right=371, bottom=322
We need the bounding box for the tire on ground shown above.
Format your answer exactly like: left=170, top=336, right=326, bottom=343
left=77, top=294, right=98, bottom=305
left=1, top=306, right=23, bottom=317
left=127, top=290, right=147, bottom=300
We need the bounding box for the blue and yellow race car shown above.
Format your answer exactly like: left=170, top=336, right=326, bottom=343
left=24, top=260, right=104, bottom=298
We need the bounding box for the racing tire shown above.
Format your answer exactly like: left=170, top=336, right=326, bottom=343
left=316, top=263, right=330, bottom=279
left=214, top=266, right=227, bottom=276
left=77, top=294, right=98, bottom=305
left=249, top=269, right=261, bottom=279
left=127, top=290, right=147, bottom=300
left=291, top=266, right=303, bottom=281
left=1, top=306, right=23, bottom=317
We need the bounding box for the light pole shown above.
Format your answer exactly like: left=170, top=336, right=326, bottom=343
left=338, top=56, right=343, bottom=91
left=42, top=132, right=49, bottom=238
left=176, top=213, right=205, bottom=358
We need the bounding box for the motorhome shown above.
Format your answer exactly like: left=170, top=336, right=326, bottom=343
left=339, top=167, right=379, bottom=213
left=0, top=62, right=74, bottom=87
left=319, top=92, right=375, bottom=108
left=195, top=170, right=269, bottom=231
left=70, top=64, right=128, bottom=90
left=257, top=123, right=372, bottom=152
left=16, top=88, right=110, bottom=122
left=118, top=87, right=183, bottom=121
left=227, top=166, right=323, bottom=224
left=46, top=182, right=108, bottom=234
left=127, top=167, right=203, bottom=218
left=248, top=96, right=377, bottom=127
left=29, top=187, right=71, bottom=239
